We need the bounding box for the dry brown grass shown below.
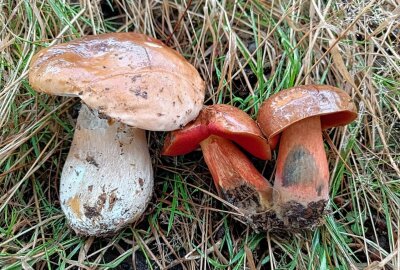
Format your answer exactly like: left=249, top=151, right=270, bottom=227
left=1, top=0, right=399, bottom=269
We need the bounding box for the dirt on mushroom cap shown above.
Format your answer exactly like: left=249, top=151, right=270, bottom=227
left=29, top=32, right=205, bottom=131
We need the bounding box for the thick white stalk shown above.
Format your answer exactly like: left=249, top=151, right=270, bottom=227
left=60, top=104, right=153, bottom=236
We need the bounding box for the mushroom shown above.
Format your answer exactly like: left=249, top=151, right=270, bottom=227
left=29, top=33, right=205, bottom=236
left=257, top=85, right=357, bottom=228
left=162, top=104, right=274, bottom=226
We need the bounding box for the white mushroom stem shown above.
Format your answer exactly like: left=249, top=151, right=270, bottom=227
left=60, top=104, right=153, bottom=236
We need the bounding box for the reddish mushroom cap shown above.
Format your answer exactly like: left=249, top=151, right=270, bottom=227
left=162, top=104, right=271, bottom=160
left=257, top=85, right=358, bottom=140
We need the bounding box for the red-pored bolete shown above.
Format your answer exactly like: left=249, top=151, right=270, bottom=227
left=162, top=104, right=274, bottom=228
left=257, top=85, right=357, bottom=228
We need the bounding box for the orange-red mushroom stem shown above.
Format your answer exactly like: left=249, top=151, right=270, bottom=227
left=274, top=116, right=329, bottom=224
left=200, top=135, right=272, bottom=210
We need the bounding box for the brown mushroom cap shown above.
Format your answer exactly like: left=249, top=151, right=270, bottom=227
left=29, top=32, right=205, bottom=131
left=257, top=85, right=358, bottom=139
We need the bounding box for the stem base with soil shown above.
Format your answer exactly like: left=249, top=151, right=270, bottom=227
left=200, top=135, right=277, bottom=231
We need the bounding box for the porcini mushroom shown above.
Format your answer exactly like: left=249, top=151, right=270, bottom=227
left=162, top=104, right=274, bottom=225
left=257, top=85, right=357, bottom=228
left=29, top=33, right=205, bottom=235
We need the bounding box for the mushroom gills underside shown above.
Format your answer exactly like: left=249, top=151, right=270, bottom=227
left=60, top=104, right=153, bottom=236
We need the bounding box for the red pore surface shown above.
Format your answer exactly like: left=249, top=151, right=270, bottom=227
left=162, top=104, right=271, bottom=160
